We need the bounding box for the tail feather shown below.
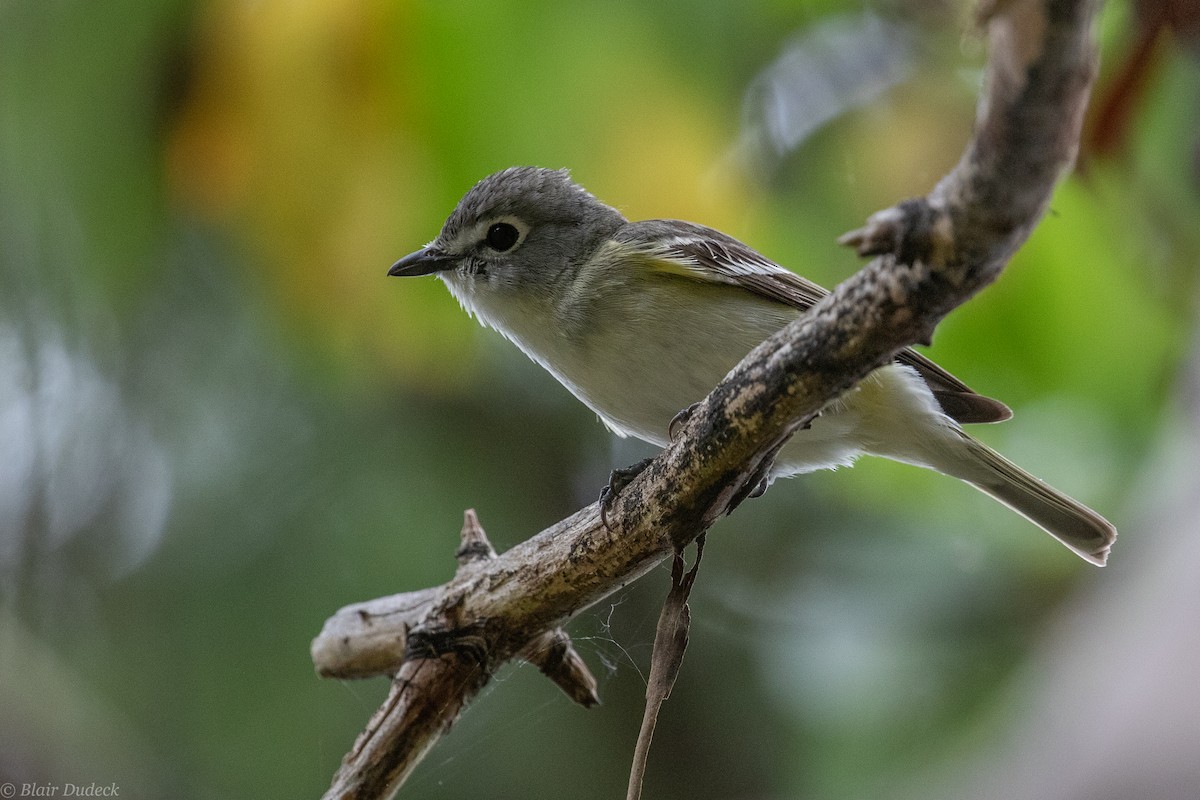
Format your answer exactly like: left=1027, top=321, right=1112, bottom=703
left=957, top=437, right=1116, bottom=566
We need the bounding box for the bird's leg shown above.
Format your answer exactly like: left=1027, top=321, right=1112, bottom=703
left=604, top=405, right=799, bottom=524
left=724, top=433, right=792, bottom=515
left=600, top=457, right=655, bottom=529
left=600, top=402, right=702, bottom=528
left=724, top=460, right=773, bottom=516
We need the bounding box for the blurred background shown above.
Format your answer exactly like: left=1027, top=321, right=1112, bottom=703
left=2, top=0, right=1199, bottom=798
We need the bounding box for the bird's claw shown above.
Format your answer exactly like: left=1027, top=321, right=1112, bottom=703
left=726, top=467, right=773, bottom=516
left=599, top=457, right=655, bottom=529
left=725, top=436, right=790, bottom=515
left=668, top=402, right=701, bottom=441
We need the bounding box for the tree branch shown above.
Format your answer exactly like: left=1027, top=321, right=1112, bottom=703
left=313, top=1, right=1100, bottom=796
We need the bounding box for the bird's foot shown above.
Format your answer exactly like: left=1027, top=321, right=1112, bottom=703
left=668, top=402, right=702, bottom=441
left=599, top=457, right=655, bottom=530
left=724, top=437, right=789, bottom=515
left=726, top=468, right=772, bottom=516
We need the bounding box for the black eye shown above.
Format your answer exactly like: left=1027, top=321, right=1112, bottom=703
left=485, top=222, right=520, bottom=252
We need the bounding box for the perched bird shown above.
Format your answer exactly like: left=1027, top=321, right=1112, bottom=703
left=389, top=167, right=1115, bottom=565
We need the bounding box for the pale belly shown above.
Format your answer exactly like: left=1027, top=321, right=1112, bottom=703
left=450, top=272, right=956, bottom=477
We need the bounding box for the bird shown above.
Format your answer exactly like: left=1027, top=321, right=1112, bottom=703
left=388, top=166, right=1116, bottom=565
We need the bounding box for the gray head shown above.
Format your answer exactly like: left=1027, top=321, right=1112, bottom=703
left=389, top=167, right=626, bottom=295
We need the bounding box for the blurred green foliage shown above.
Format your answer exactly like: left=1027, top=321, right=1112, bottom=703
left=2, top=0, right=1198, bottom=798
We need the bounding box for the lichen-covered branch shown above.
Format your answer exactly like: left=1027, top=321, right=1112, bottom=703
left=314, top=1, right=1100, bottom=797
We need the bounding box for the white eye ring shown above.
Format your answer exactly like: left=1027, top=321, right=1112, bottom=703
left=480, top=216, right=528, bottom=252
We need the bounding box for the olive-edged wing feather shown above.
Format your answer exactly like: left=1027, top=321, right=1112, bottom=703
left=619, top=219, right=1011, bottom=425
